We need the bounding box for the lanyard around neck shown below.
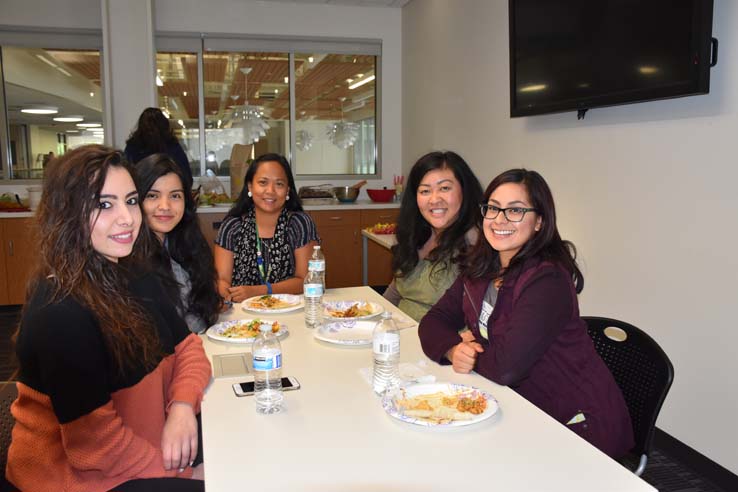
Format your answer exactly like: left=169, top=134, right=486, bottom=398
left=254, top=220, right=272, bottom=284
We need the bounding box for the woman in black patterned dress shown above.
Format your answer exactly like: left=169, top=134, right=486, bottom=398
left=214, top=153, right=319, bottom=303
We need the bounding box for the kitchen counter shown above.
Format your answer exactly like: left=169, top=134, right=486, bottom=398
left=0, top=211, right=34, bottom=218
left=196, top=199, right=400, bottom=213
left=0, top=200, right=400, bottom=218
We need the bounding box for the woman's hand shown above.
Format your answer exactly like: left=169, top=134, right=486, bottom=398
left=161, top=401, right=198, bottom=471
left=446, top=341, right=485, bottom=373
left=459, top=329, right=475, bottom=343
left=227, top=285, right=264, bottom=303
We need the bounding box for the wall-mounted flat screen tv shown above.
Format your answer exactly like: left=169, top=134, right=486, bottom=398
left=509, top=0, right=716, bottom=118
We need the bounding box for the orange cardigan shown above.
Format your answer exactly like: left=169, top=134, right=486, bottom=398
left=7, top=276, right=212, bottom=492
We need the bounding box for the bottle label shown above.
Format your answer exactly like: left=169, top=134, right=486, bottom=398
left=304, top=283, right=324, bottom=298
left=373, top=332, right=400, bottom=354
left=308, top=259, right=325, bottom=272
left=253, top=352, right=282, bottom=371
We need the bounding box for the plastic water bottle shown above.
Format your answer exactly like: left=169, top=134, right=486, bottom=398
left=308, top=245, right=326, bottom=285
left=253, top=324, right=283, bottom=414
left=372, top=312, right=400, bottom=395
left=304, top=246, right=325, bottom=329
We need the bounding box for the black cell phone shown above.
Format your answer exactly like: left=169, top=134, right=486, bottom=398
left=232, top=376, right=301, bottom=397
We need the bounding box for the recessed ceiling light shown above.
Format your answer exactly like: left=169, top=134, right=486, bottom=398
left=348, top=75, right=375, bottom=90
left=308, top=56, right=314, bottom=63
left=21, top=105, right=58, bottom=115
left=284, top=77, right=289, bottom=84
left=77, top=122, right=102, bottom=128
left=156, top=75, right=164, bottom=87
left=90, top=92, right=95, bottom=97
left=53, top=115, right=84, bottom=122
left=183, top=91, right=188, bottom=96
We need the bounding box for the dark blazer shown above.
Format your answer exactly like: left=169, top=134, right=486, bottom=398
left=419, top=258, right=634, bottom=458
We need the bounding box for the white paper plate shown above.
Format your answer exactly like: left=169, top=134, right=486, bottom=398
left=313, top=320, right=378, bottom=346
left=206, top=319, right=289, bottom=344
left=241, top=294, right=303, bottom=314
left=381, top=382, right=499, bottom=427
left=322, top=300, right=384, bottom=320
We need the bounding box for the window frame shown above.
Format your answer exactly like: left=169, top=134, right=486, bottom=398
left=156, top=33, right=382, bottom=181
left=0, top=27, right=106, bottom=182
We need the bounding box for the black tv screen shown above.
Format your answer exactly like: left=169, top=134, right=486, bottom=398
left=509, top=0, right=716, bottom=117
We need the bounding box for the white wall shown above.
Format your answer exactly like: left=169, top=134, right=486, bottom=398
left=403, top=0, right=738, bottom=474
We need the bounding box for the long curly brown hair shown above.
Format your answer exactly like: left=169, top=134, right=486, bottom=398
left=28, top=144, right=161, bottom=373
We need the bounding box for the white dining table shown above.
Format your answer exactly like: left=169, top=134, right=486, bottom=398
left=200, top=286, right=656, bottom=492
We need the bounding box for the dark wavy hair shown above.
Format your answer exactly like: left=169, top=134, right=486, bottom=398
left=125, top=107, right=178, bottom=154
left=26, top=144, right=161, bottom=373
left=464, top=168, right=583, bottom=293
left=391, top=151, right=483, bottom=277
left=228, top=153, right=303, bottom=218
left=134, top=153, right=221, bottom=326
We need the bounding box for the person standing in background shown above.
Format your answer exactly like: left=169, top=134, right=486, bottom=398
left=125, top=107, right=193, bottom=189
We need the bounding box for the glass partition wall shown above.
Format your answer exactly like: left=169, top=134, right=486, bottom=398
left=0, top=35, right=379, bottom=181
left=157, top=37, right=380, bottom=180
left=294, top=53, right=376, bottom=175
left=1, top=46, right=104, bottom=180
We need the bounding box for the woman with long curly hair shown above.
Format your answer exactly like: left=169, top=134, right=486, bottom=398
left=6, top=145, right=210, bottom=492
left=125, top=107, right=193, bottom=188
left=419, top=169, right=633, bottom=458
left=383, top=151, right=483, bottom=321
left=134, top=153, right=221, bottom=333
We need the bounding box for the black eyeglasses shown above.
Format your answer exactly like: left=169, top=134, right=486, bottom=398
left=479, top=204, right=537, bottom=222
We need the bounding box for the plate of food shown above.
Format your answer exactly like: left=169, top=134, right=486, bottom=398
left=381, top=383, right=499, bottom=427
left=241, top=294, right=303, bottom=314
left=323, top=300, right=384, bottom=320
left=364, top=222, right=396, bottom=235
left=313, top=320, right=377, bottom=346
left=206, top=319, right=288, bottom=344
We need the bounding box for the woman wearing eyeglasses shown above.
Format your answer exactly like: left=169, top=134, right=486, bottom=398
left=383, top=151, right=483, bottom=321
left=418, top=169, right=633, bottom=458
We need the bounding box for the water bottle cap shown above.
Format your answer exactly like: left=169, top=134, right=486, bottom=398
left=313, top=245, right=321, bottom=250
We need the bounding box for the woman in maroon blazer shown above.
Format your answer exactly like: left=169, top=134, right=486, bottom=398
left=418, top=168, right=633, bottom=459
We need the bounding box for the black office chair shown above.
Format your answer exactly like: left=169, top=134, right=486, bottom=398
left=0, top=382, right=17, bottom=492
left=582, top=316, right=674, bottom=476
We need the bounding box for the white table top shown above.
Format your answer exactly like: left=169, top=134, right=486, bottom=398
left=361, top=230, right=397, bottom=250
left=200, top=287, right=655, bottom=492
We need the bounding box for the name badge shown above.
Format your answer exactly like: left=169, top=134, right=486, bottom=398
left=480, top=300, right=494, bottom=328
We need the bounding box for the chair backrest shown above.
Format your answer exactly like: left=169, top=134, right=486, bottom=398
left=0, top=382, right=17, bottom=492
left=582, top=317, right=674, bottom=458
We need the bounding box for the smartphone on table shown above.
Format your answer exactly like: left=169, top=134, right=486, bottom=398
left=232, top=377, right=301, bottom=397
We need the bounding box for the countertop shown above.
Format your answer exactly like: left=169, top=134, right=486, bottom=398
left=0, top=211, right=34, bottom=218
left=0, top=200, right=400, bottom=219
left=196, top=199, right=400, bottom=214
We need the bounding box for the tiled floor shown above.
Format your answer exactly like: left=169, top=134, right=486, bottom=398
left=0, top=304, right=732, bottom=491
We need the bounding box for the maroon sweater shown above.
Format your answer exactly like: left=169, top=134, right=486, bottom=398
left=419, top=259, right=634, bottom=458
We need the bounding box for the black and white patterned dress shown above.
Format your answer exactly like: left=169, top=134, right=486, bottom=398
left=215, top=207, right=320, bottom=286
